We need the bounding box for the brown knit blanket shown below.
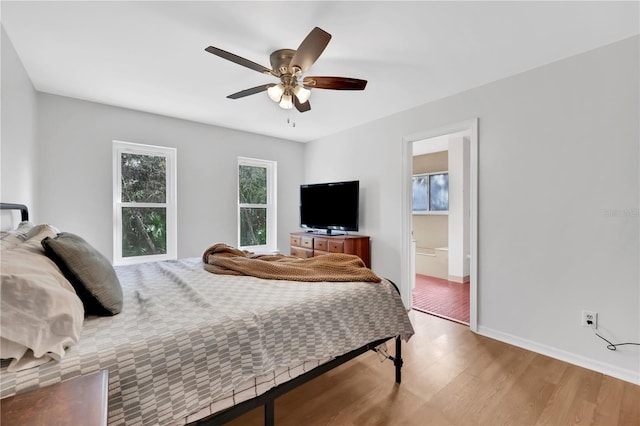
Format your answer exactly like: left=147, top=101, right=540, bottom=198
left=202, top=243, right=381, bottom=283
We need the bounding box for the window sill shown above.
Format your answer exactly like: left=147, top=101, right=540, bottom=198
left=413, top=211, right=449, bottom=216
left=114, top=254, right=177, bottom=266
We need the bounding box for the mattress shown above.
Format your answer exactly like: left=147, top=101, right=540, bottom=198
left=1, top=257, right=414, bottom=425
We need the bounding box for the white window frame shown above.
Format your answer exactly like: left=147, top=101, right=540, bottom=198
left=113, top=140, right=177, bottom=265
left=237, top=157, right=277, bottom=253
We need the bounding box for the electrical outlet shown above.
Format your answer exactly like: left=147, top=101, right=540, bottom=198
left=582, top=310, right=598, bottom=329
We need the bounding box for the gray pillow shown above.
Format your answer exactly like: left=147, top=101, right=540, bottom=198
left=42, top=233, right=123, bottom=316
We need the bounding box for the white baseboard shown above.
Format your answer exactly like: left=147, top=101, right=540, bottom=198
left=477, top=326, right=640, bottom=385
left=448, top=274, right=470, bottom=283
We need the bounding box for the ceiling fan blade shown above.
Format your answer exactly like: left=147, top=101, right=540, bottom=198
left=205, top=46, right=276, bottom=76
left=303, top=76, right=367, bottom=90
left=227, top=84, right=274, bottom=99
left=294, top=97, right=311, bottom=112
left=289, top=27, right=331, bottom=74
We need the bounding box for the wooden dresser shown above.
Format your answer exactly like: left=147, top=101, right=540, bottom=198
left=1, top=370, right=109, bottom=426
left=290, top=232, right=371, bottom=268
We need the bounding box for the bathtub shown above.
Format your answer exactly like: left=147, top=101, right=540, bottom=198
left=415, top=246, right=448, bottom=279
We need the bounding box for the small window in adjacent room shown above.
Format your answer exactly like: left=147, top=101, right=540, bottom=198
left=113, top=141, right=177, bottom=265
left=238, top=157, right=277, bottom=252
left=412, top=172, right=449, bottom=213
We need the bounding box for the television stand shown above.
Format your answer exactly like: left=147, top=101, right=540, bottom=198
left=323, top=229, right=350, bottom=236
left=290, top=232, right=371, bottom=268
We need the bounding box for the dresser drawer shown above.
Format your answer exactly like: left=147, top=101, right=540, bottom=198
left=291, top=246, right=313, bottom=258
left=314, top=238, right=328, bottom=251
left=300, top=236, right=314, bottom=249
left=328, top=240, right=344, bottom=253
left=289, top=232, right=371, bottom=268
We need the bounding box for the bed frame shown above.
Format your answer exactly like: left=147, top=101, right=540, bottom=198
left=0, top=202, right=405, bottom=426
left=193, top=326, right=403, bottom=426
left=0, top=203, right=29, bottom=222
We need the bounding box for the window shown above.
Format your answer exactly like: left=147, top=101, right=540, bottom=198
left=238, top=157, right=277, bottom=252
left=113, top=141, right=177, bottom=265
left=412, top=172, right=449, bottom=213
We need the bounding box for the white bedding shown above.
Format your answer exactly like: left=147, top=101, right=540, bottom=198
left=0, top=225, right=84, bottom=372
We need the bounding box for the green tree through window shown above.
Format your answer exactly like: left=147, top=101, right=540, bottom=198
left=239, top=165, right=267, bottom=246
left=121, top=154, right=166, bottom=203
left=121, top=154, right=168, bottom=257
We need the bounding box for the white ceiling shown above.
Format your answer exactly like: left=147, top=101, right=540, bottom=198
left=2, top=1, right=638, bottom=143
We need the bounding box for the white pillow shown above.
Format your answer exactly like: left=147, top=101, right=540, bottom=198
left=0, top=221, right=34, bottom=250
left=0, top=229, right=84, bottom=372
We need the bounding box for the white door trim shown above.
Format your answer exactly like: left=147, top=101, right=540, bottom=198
left=401, top=118, right=479, bottom=331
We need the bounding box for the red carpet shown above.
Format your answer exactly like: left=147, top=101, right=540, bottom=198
left=412, top=274, right=470, bottom=325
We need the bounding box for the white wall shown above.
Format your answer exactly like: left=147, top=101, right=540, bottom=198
left=36, top=93, right=304, bottom=261
left=412, top=151, right=448, bottom=250
left=1, top=27, right=38, bottom=222
left=447, top=135, right=470, bottom=282
left=304, top=36, right=639, bottom=383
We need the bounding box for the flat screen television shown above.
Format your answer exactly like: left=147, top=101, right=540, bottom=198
left=299, top=180, right=359, bottom=234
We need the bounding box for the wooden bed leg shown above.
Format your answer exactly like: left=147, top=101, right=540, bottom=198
left=264, top=400, right=275, bottom=426
left=395, top=336, right=403, bottom=384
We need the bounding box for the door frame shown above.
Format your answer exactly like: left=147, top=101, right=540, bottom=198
left=401, top=118, right=479, bottom=331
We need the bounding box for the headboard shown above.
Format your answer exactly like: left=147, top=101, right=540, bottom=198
left=0, top=203, right=29, bottom=222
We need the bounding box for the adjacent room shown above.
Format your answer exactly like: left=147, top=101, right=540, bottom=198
left=411, top=132, right=471, bottom=325
left=1, top=1, right=639, bottom=425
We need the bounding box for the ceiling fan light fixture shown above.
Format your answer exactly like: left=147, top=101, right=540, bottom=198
left=293, top=85, right=311, bottom=103
left=279, top=93, right=293, bottom=109
left=206, top=27, right=366, bottom=113
left=267, top=84, right=285, bottom=102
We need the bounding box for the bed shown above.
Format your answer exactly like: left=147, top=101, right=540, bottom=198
left=0, top=203, right=414, bottom=425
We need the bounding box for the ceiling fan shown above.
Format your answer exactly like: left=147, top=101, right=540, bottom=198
left=205, top=27, right=367, bottom=113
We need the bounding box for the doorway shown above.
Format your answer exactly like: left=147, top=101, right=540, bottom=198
left=411, top=133, right=469, bottom=324
left=401, top=119, right=478, bottom=331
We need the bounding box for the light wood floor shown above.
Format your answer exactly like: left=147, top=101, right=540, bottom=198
left=228, top=310, right=640, bottom=425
